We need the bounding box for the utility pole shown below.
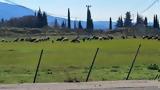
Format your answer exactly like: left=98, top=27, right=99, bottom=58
left=86, top=5, right=92, bottom=9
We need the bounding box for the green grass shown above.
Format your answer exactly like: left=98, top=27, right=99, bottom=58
left=0, top=39, right=160, bottom=84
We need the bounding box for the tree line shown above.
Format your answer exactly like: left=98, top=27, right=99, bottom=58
left=0, top=7, right=159, bottom=32
left=115, top=12, right=159, bottom=29
left=0, top=8, right=48, bottom=28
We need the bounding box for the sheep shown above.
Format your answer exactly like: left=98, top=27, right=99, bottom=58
left=147, top=36, right=152, bottom=40
left=99, top=37, right=103, bottom=40
left=108, top=36, right=114, bottom=40
left=121, top=36, right=126, bottom=39
left=71, top=39, right=80, bottom=43
left=56, top=37, right=65, bottom=41
left=82, top=38, right=86, bottom=42
left=153, top=35, right=159, bottom=40
left=142, top=36, right=148, bottom=39
left=20, top=38, right=25, bottom=41
left=13, top=38, right=19, bottom=42
left=133, top=35, right=137, bottom=39
left=62, top=38, right=69, bottom=42
left=1, top=39, right=5, bottom=42
left=92, top=36, right=99, bottom=40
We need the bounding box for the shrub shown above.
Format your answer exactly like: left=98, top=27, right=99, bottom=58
left=147, top=64, right=159, bottom=70
left=112, top=66, right=120, bottom=68
left=110, top=69, right=118, bottom=72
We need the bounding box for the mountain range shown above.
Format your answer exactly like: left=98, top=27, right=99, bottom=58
left=0, top=2, right=116, bottom=30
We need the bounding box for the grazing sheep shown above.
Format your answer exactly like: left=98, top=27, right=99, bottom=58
left=1, top=39, right=5, bottom=42
left=99, top=37, right=103, bottom=40
left=147, top=36, right=152, bottom=40
left=71, top=39, right=80, bottom=43
left=153, top=35, right=158, bottom=40
left=92, top=36, right=99, bottom=40
left=142, top=36, right=148, bottom=39
left=103, top=37, right=109, bottom=40
left=29, top=38, right=36, bottom=42
left=56, top=37, right=65, bottom=41
left=62, top=38, right=69, bottom=42
left=121, top=36, right=126, bottom=39
left=108, top=36, right=114, bottom=40
left=82, top=38, right=86, bottom=42
left=20, top=38, right=25, bottom=41
left=133, top=35, right=137, bottom=39
left=13, top=38, right=19, bottom=42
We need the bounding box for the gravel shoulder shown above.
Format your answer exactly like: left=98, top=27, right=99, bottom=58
left=0, top=80, right=160, bottom=90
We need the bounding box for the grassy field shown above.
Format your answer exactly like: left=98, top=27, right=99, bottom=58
left=0, top=39, right=160, bottom=84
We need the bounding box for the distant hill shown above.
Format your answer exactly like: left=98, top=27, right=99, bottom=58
left=0, top=2, right=116, bottom=30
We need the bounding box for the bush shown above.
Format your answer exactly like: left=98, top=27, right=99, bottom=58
left=112, top=66, right=120, bottom=68
left=147, top=64, right=159, bottom=70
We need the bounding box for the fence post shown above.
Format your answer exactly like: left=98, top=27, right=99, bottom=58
left=154, top=74, right=159, bottom=80
left=154, top=74, right=160, bottom=80
left=86, top=48, right=99, bottom=82
left=126, top=44, right=141, bottom=80
left=33, top=49, right=44, bottom=83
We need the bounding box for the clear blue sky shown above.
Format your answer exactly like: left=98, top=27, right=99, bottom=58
left=1, top=0, right=160, bottom=21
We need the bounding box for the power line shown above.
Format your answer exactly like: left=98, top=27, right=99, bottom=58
left=141, top=0, right=159, bottom=13
left=3, top=0, right=17, bottom=5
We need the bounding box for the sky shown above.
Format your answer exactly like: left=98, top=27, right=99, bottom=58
left=1, top=0, right=160, bottom=21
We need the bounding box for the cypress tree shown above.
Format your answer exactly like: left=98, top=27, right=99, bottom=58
left=136, top=13, right=144, bottom=25
left=61, top=20, right=66, bottom=29
left=1, top=18, right=4, bottom=24
left=67, top=8, right=71, bottom=29
left=153, top=15, right=159, bottom=28
left=61, top=21, right=65, bottom=28
left=155, top=15, right=159, bottom=29
left=153, top=15, right=156, bottom=28
left=42, top=12, right=48, bottom=26
left=78, top=21, right=83, bottom=29
left=124, top=12, right=132, bottom=27
left=74, top=20, right=77, bottom=29
left=86, top=6, right=93, bottom=33
left=34, top=11, right=37, bottom=16
left=120, top=17, right=123, bottom=27
left=144, top=17, right=148, bottom=27
left=37, top=8, right=43, bottom=28
left=54, top=18, right=59, bottom=28
left=116, top=16, right=123, bottom=28
left=109, top=17, right=112, bottom=30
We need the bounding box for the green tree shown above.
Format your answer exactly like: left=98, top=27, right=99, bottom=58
left=124, top=12, right=132, bottom=27
left=136, top=13, right=144, bottom=25
left=86, top=6, right=94, bottom=34
left=37, top=8, right=43, bottom=28
left=54, top=18, right=59, bottom=28
left=42, top=12, right=48, bottom=26
left=144, top=17, right=148, bottom=27
left=109, top=17, right=112, bottom=30
left=61, top=20, right=66, bottom=28
left=116, top=16, right=123, bottom=28
left=74, top=20, right=77, bottom=29
left=67, top=8, right=71, bottom=29
left=78, top=21, right=83, bottom=29
left=153, top=15, right=159, bottom=29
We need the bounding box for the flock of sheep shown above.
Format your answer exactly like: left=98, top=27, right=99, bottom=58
left=0, top=35, right=160, bottom=43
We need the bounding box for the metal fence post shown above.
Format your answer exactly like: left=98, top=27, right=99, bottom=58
left=126, top=44, right=141, bottom=80
left=86, top=48, right=99, bottom=82
left=33, top=49, right=44, bottom=83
